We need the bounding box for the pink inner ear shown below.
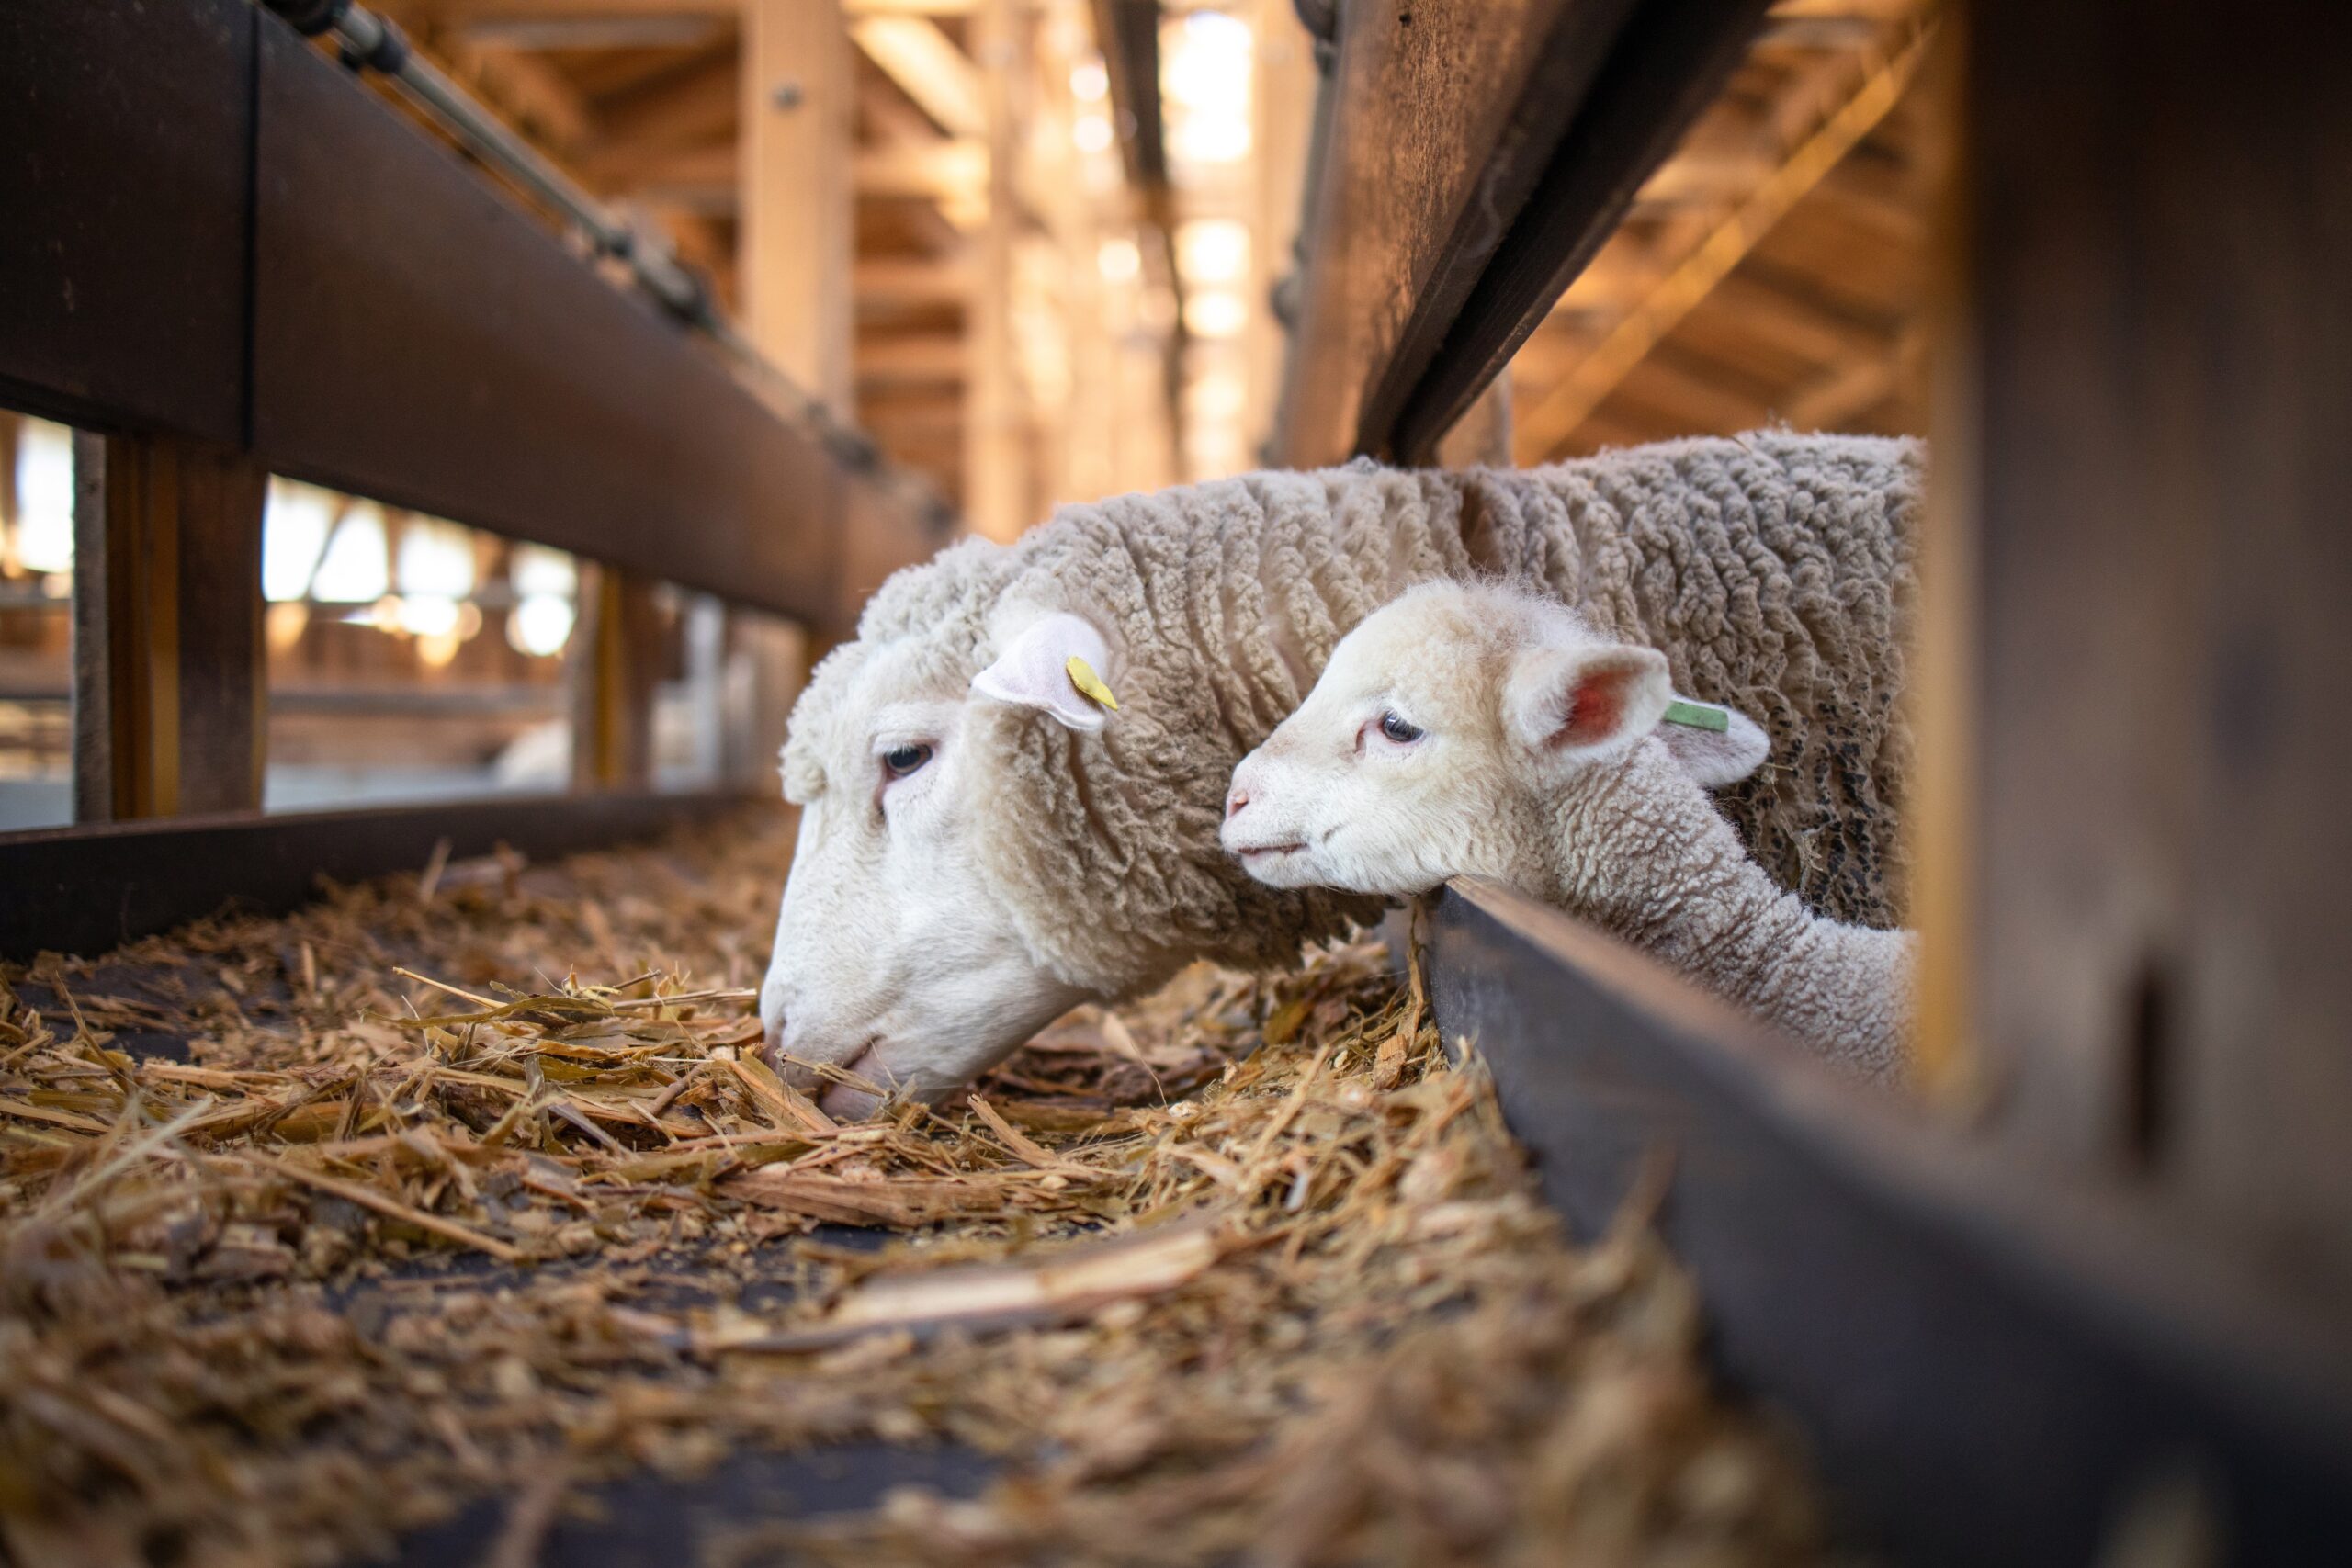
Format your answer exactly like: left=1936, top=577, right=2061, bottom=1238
left=1555, top=665, right=1632, bottom=749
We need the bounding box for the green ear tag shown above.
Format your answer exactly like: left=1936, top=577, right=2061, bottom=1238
left=1663, top=699, right=1730, bottom=733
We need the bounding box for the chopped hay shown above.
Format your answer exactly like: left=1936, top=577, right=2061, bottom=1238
left=0, top=808, right=1822, bottom=1566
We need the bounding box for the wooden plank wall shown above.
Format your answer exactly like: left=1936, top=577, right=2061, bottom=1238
left=1928, top=0, right=2352, bottom=1311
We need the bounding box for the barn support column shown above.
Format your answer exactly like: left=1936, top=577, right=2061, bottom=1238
left=570, top=564, right=663, bottom=792
left=1247, top=0, right=1317, bottom=459
left=742, top=0, right=854, bottom=412
left=733, top=0, right=853, bottom=774
left=69, top=433, right=267, bottom=821
left=964, top=0, right=1027, bottom=542
left=1920, top=0, right=2352, bottom=1311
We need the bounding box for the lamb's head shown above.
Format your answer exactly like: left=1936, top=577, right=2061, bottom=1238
left=760, top=541, right=1152, bottom=1117
left=1222, top=581, right=1770, bottom=897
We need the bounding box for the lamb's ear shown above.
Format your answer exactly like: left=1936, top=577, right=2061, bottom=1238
left=970, top=612, right=1118, bottom=733
left=1503, top=642, right=1673, bottom=768
left=1657, top=699, right=1771, bottom=787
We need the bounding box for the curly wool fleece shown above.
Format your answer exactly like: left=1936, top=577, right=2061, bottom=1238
left=784, top=431, right=1920, bottom=998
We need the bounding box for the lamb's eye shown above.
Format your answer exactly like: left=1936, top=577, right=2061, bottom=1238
left=882, top=742, right=933, bottom=779
left=1378, top=711, right=1424, bottom=745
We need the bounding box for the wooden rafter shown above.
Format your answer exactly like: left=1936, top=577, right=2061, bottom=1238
left=1515, top=22, right=1931, bottom=458
left=854, top=255, right=973, bottom=308
left=593, top=44, right=739, bottom=148
left=585, top=141, right=984, bottom=209
left=850, top=15, right=986, bottom=139
left=858, top=333, right=966, bottom=387
left=1778, top=322, right=1924, bottom=427
left=425, top=0, right=967, bottom=22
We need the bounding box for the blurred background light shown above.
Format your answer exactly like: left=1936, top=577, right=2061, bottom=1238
left=310, top=503, right=390, bottom=604
left=10, top=420, right=74, bottom=576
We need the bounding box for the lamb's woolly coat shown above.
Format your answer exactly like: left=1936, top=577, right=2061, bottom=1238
left=783, top=432, right=1919, bottom=998
left=1536, top=734, right=1916, bottom=1084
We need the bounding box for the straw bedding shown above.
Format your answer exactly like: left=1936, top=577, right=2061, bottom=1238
left=0, top=809, right=1821, bottom=1566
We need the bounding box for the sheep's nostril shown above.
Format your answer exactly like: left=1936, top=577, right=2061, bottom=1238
left=1226, top=790, right=1248, bottom=819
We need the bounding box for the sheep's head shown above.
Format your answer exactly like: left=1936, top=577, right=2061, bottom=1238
left=761, top=564, right=1128, bottom=1117
left=1223, top=582, right=1769, bottom=897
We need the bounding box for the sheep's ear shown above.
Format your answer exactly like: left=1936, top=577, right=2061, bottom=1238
left=971, top=612, right=1118, bottom=733
left=1657, top=699, right=1771, bottom=788
left=1504, top=643, right=1673, bottom=768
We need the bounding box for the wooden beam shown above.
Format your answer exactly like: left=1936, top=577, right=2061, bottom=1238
left=849, top=14, right=985, bottom=138
left=1247, top=0, right=1317, bottom=457
left=247, top=21, right=855, bottom=629
left=429, top=0, right=966, bottom=20
left=1708, top=270, right=1891, bottom=365
left=855, top=333, right=967, bottom=386
left=445, top=40, right=599, bottom=151
left=742, top=0, right=854, bottom=411
left=1276, top=0, right=1602, bottom=466
left=1778, top=326, right=1922, bottom=429
left=1635, top=151, right=1779, bottom=208
left=961, top=0, right=1024, bottom=540
left=1611, top=346, right=1774, bottom=433
left=854, top=138, right=986, bottom=200
left=70, top=434, right=266, bottom=821
left=595, top=45, right=739, bottom=150
left=583, top=140, right=734, bottom=197
left=585, top=140, right=981, bottom=210
left=1768, top=0, right=1917, bottom=18
left=1517, top=28, right=1928, bottom=459
left=457, top=15, right=730, bottom=49
left=1276, top=0, right=1779, bottom=466
left=854, top=255, right=973, bottom=308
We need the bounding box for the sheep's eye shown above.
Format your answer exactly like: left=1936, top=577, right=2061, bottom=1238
left=1378, top=711, right=1425, bottom=745
left=882, top=742, right=933, bottom=779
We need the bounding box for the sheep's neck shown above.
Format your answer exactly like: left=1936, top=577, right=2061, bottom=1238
left=1535, top=757, right=1906, bottom=1071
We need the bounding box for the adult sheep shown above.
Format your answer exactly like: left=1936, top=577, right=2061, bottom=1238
left=763, top=431, right=1920, bottom=1111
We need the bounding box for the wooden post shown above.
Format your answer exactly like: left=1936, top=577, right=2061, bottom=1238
left=569, top=563, right=663, bottom=791
left=739, top=0, right=852, bottom=783
left=1247, top=0, right=1317, bottom=457
left=964, top=0, right=1027, bottom=541
left=741, top=0, right=855, bottom=412
left=1926, top=0, right=2352, bottom=1307
left=70, top=433, right=266, bottom=821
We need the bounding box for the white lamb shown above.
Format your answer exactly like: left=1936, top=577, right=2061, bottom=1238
left=1223, top=581, right=1913, bottom=1084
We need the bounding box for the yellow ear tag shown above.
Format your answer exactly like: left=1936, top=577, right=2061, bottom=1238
left=1065, top=654, right=1119, bottom=711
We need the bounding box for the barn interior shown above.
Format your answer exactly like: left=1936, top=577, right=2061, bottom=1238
left=5, top=1, right=2351, bottom=1563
